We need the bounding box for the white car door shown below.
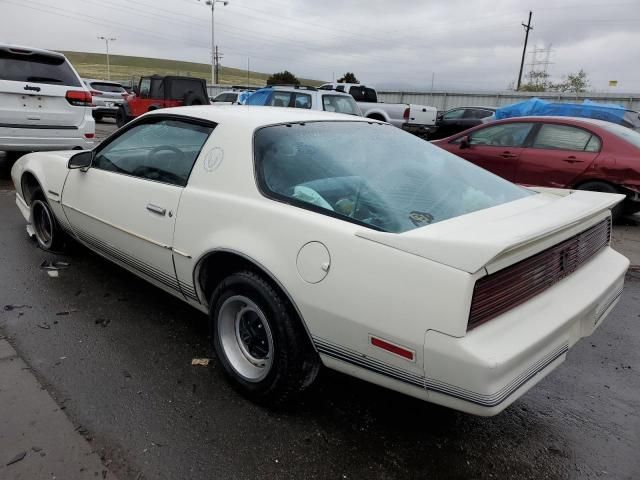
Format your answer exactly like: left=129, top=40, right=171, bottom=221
left=61, top=115, right=215, bottom=295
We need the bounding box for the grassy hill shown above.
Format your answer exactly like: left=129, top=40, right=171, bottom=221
left=61, top=51, right=323, bottom=87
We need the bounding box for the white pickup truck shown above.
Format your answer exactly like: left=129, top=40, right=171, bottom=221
left=319, top=83, right=437, bottom=136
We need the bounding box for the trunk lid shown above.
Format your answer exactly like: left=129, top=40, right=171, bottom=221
left=407, top=104, right=437, bottom=126
left=356, top=189, right=624, bottom=274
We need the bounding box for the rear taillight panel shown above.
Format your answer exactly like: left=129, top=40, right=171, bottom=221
left=468, top=218, right=611, bottom=330
left=403, top=107, right=410, bottom=120
left=66, top=90, right=93, bottom=106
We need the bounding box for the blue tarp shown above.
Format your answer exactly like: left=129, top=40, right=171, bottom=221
left=495, top=97, right=628, bottom=125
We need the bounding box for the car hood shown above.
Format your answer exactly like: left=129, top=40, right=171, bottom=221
left=356, top=189, right=624, bottom=274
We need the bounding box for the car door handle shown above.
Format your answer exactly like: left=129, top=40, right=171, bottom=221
left=562, top=156, right=584, bottom=164
left=500, top=151, right=518, bottom=159
left=146, top=203, right=166, bottom=216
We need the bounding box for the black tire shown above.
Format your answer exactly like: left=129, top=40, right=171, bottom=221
left=115, top=107, right=130, bottom=128
left=577, top=181, right=624, bottom=222
left=209, top=270, right=319, bottom=405
left=93, top=113, right=103, bottom=122
left=183, top=91, right=207, bottom=106
left=30, top=190, right=68, bottom=252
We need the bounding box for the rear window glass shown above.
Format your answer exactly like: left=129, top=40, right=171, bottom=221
left=0, top=50, right=81, bottom=86
left=600, top=122, right=640, bottom=148
left=90, top=82, right=125, bottom=93
left=255, top=122, right=531, bottom=232
left=322, top=95, right=361, bottom=116
left=348, top=86, right=377, bottom=103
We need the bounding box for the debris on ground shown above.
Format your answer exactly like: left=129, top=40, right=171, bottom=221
left=3, top=304, right=31, bottom=311
left=6, top=450, right=27, bottom=466
left=95, top=318, right=111, bottom=327
left=37, top=322, right=51, bottom=330
left=191, top=358, right=210, bottom=366
left=47, top=270, right=59, bottom=278
left=40, top=260, right=70, bottom=270
left=56, top=309, right=77, bottom=316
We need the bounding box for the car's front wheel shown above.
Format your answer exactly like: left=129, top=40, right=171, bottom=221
left=210, top=270, right=319, bottom=405
left=31, top=192, right=67, bottom=252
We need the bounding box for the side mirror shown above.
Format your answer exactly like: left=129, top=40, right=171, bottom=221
left=459, top=136, right=471, bottom=149
left=68, top=151, right=93, bottom=170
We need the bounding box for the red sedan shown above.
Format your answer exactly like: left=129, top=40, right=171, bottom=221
left=432, top=116, right=640, bottom=219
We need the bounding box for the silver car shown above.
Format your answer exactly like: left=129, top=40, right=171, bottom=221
left=83, top=78, right=127, bottom=122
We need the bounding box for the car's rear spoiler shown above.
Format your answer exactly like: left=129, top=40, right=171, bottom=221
left=355, top=190, right=624, bottom=274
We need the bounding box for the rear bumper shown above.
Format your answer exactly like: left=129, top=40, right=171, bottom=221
left=402, top=123, right=436, bottom=135
left=0, top=116, right=95, bottom=151
left=423, top=246, right=629, bottom=416
left=92, top=106, right=119, bottom=116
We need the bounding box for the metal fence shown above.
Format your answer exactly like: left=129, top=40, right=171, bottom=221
left=375, top=90, right=640, bottom=111
left=204, top=85, right=640, bottom=111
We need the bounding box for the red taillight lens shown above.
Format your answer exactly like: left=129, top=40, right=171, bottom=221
left=66, top=90, right=92, bottom=106
left=403, top=107, right=410, bottom=120
left=84, top=133, right=95, bottom=139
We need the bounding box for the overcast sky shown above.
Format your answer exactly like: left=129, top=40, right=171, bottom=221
left=1, top=0, right=638, bottom=91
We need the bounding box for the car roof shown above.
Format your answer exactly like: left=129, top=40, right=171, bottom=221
left=492, top=115, right=617, bottom=129
left=0, top=43, right=66, bottom=60
left=152, top=105, right=375, bottom=127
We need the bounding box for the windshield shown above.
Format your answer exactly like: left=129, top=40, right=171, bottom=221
left=254, top=122, right=532, bottom=233
left=322, top=95, right=361, bottom=116
left=601, top=121, right=640, bottom=148
left=90, top=82, right=125, bottom=93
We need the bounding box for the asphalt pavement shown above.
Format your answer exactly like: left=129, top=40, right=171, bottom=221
left=1, top=186, right=640, bottom=479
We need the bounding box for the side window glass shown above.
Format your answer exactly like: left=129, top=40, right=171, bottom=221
left=139, top=79, right=151, bottom=98
left=585, top=135, right=601, bottom=152
left=294, top=93, right=312, bottom=109
left=443, top=109, right=465, bottom=120
left=533, top=124, right=595, bottom=151
left=469, top=123, right=534, bottom=147
left=271, top=92, right=292, bottom=107
left=93, top=119, right=214, bottom=187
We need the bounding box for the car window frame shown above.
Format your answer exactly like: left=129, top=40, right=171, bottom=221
left=442, top=108, right=465, bottom=121
left=528, top=122, right=603, bottom=152
left=89, top=113, right=217, bottom=187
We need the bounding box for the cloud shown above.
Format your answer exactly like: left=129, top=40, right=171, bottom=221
left=0, top=0, right=637, bottom=90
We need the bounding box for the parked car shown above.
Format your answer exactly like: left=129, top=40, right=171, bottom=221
left=0, top=43, right=95, bottom=159
left=211, top=86, right=256, bottom=105
left=11, top=106, right=628, bottom=416
left=432, top=116, right=640, bottom=220
left=83, top=78, right=127, bottom=122
left=319, top=82, right=437, bottom=136
left=245, top=85, right=362, bottom=116
left=429, top=106, right=496, bottom=140
left=116, top=75, right=209, bottom=127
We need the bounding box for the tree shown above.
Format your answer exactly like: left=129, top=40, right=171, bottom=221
left=266, top=70, right=300, bottom=86
left=519, top=70, right=551, bottom=92
left=337, top=72, right=359, bottom=84
left=555, top=69, right=590, bottom=93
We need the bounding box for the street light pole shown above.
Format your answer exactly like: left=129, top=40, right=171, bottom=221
left=97, top=36, right=116, bottom=80
left=199, top=0, right=228, bottom=85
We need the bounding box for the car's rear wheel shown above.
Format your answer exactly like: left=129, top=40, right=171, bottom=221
left=115, top=107, right=130, bottom=128
left=209, top=270, right=319, bottom=405
left=31, top=192, right=67, bottom=252
left=577, top=181, right=624, bottom=222
left=94, top=113, right=103, bottom=122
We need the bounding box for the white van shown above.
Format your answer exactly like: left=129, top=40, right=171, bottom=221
left=0, top=44, right=95, bottom=158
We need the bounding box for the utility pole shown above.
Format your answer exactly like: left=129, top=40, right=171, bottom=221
left=214, top=46, right=223, bottom=84
left=198, top=0, right=229, bottom=86
left=97, top=36, right=116, bottom=80
left=516, top=11, right=533, bottom=91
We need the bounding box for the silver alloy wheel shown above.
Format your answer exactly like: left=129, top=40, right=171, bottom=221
left=217, top=295, right=274, bottom=382
left=32, top=200, right=54, bottom=249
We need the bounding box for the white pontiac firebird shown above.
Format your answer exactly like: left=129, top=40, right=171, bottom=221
left=11, top=106, right=629, bottom=416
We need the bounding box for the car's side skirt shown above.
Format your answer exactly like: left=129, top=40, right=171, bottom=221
left=314, top=336, right=569, bottom=408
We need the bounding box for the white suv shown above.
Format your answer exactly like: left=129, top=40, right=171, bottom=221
left=0, top=44, right=95, bottom=158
